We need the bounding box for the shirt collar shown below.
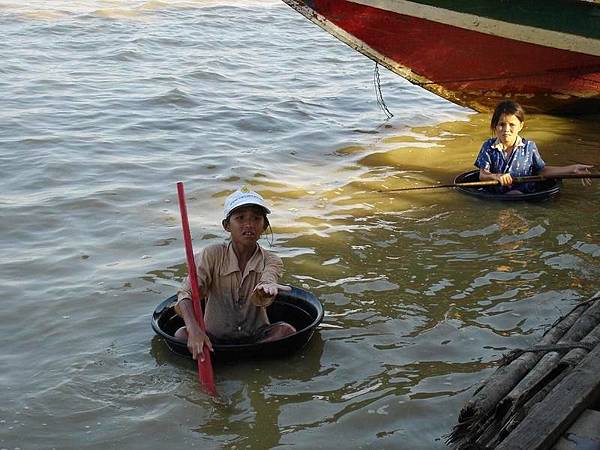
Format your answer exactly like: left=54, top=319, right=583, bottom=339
left=220, top=241, right=263, bottom=276
left=491, top=135, right=524, bottom=152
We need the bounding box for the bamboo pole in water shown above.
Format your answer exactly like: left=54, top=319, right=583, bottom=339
left=380, top=173, right=600, bottom=193
left=495, top=343, right=600, bottom=450
left=486, top=323, right=600, bottom=448
left=455, top=302, right=587, bottom=414
left=447, top=292, right=600, bottom=448
left=502, top=298, right=600, bottom=405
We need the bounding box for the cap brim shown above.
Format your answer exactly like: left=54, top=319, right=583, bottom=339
left=226, top=202, right=270, bottom=219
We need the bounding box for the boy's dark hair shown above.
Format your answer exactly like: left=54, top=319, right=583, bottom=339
left=490, top=100, right=525, bottom=130
left=222, top=206, right=270, bottom=231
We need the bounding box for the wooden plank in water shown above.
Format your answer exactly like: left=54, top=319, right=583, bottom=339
left=553, top=409, right=600, bottom=450
left=495, top=344, right=600, bottom=449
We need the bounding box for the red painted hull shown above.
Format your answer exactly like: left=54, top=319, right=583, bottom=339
left=284, top=0, right=600, bottom=114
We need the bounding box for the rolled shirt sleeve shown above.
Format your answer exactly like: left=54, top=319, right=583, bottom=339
left=530, top=141, right=546, bottom=173
left=258, top=247, right=283, bottom=285
left=474, top=140, right=493, bottom=171
left=175, top=249, right=212, bottom=315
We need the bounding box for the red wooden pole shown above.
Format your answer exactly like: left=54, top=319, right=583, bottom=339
left=176, top=182, right=217, bottom=397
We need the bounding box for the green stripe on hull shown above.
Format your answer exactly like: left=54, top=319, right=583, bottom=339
left=406, top=0, right=600, bottom=39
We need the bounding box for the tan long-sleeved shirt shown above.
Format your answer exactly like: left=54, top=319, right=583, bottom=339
left=176, top=241, right=283, bottom=341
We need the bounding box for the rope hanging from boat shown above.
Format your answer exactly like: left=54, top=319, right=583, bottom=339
left=373, top=63, right=393, bottom=119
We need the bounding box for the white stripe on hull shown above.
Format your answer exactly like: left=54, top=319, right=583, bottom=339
left=349, top=0, right=600, bottom=57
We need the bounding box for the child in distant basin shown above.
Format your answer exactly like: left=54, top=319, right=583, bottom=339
left=174, top=187, right=295, bottom=361
left=474, top=100, right=592, bottom=193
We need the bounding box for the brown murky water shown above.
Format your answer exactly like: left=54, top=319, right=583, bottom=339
left=1, top=2, right=598, bottom=449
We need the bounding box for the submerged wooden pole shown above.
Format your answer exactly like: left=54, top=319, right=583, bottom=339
left=455, top=301, right=588, bottom=419
left=495, top=343, right=600, bottom=450
left=489, top=323, right=600, bottom=447
left=447, top=293, right=600, bottom=448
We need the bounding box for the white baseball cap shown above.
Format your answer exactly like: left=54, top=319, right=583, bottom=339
left=223, top=187, right=271, bottom=220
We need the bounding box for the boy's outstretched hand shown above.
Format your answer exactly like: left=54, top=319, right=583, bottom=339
left=570, top=164, right=594, bottom=186
left=250, top=283, right=292, bottom=307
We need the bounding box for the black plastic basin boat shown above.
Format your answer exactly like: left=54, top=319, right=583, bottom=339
left=151, top=286, right=324, bottom=361
left=454, top=170, right=561, bottom=201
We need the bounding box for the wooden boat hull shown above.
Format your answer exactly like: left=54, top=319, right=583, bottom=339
left=281, top=0, right=600, bottom=114
left=151, top=286, right=324, bottom=361
left=454, top=170, right=561, bottom=201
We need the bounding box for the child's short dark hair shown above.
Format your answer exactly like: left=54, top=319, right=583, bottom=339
left=491, top=100, right=525, bottom=130
left=222, top=205, right=270, bottom=231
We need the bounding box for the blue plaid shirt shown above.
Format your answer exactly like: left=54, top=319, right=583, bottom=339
left=474, top=137, right=545, bottom=192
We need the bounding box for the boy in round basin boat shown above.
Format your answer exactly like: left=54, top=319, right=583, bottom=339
left=475, top=100, right=593, bottom=194
left=174, top=187, right=295, bottom=361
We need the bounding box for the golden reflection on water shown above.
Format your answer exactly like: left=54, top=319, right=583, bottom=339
left=149, top=113, right=599, bottom=449
left=351, top=112, right=599, bottom=196
left=273, top=111, right=600, bottom=323
left=127, top=51, right=600, bottom=450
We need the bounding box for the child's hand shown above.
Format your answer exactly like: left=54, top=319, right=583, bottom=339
left=250, top=283, right=292, bottom=306
left=497, top=173, right=513, bottom=186
left=572, top=164, right=593, bottom=174
left=571, top=164, right=593, bottom=186
left=187, top=326, right=213, bottom=361
left=260, top=282, right=292, bottom=296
